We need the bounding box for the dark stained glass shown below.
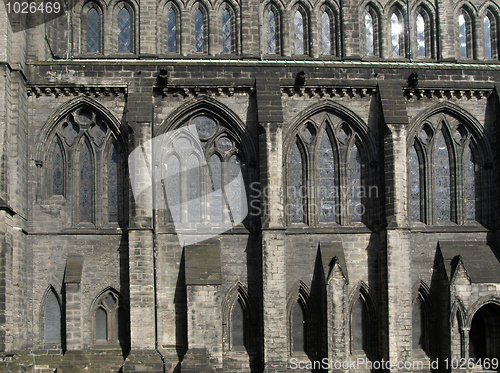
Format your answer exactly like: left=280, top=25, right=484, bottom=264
left=187, top=155, right=201, bottom=222
left=318, top=132, right=335, bottom=223
left=290, top=143, right=304, bottom=223
left=232, top=300, right=245, bottom=348
left=294, top=10, right=304, bottom=54
left=108, top=145, right=118, bottom=223
left=222, top=9, right=232, bottom=53
left=268, top=9, right=277, bottom=54
left=167, top=7, right=176, bottom=53
left=209, top=154, right=222, bottom=222
left=118, top=8, right=131, bottom=53
left=350, top=145, right=362, bottom=222
left=52, top=142, right=64, bottom=196
left=87, top=8, right=100, bottom=53
left=80, top=142, right=93, bottom=223
left=292, top=302, right=305, bottom=352
left=195, top=9, right=204, bottom=52
left=464, top=146, right=475, bottom=221
left=44, top=290, right=61, bottom=344
left=95, top=308, right=107, bottom=341
left=322, top=12, right=331, bottom=55
left=434, top=131, right=450, bottom=221
left=409, top=146, right=420, bottom=221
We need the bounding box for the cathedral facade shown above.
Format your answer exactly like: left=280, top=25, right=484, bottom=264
left=1, top=0, right=500, bottom=371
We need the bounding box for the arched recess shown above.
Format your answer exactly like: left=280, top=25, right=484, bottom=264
left=348, top=281, right=378, bottom=359
left=360, top=1, right=382, bottom=56
left=284, top=100, right=378, bottom=227
left=388, top=1, right=407, bottom=57
left=40, top=285, right=62, bottom=347
left=262, top=1, right=284, bottom=55
left=81, top=1, right=104, bottom=54
left=319, top=2, right=340, bottom=57
left=411, top=280, right=434, bottom=357
left=456, top=3, right=477, bottom=59
left=286, top=281, right=315, bottom=356
left=112, top=0, right=138, bottom=53
left=466, top=296, right=500, bottom=362
left=222, top=281, right=259, bottom=354
left=90, top=287, right=129, bottom=350
left=217, top=0, right=240, bottom=55
left=407, top=103, right=492, bottom=226
left=35, top=97, right=128, bottom=226
left=413, top=1, right=436, bottom=58
left=159, top=0, right=181, bottom=54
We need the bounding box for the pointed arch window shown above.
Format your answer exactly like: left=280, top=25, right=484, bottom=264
left=231, top=299, right=245, bottom=348
left=266, top=5, right=280, bottom=54
left=107, top=144, right=119, bottom=223
left=93, top=290, right=127, bottom=345
left=43, top=289, right=61, bottom=344
left=289, top=142, right=304, bottom=223
left=412, top=299, right=426, bottom=351
left=187, top=154, right=201, bottom=222
left=464, top=146, right=476, bottom=221
left=222, top=8, right=232, bottom=53
left=166, top=6, right=177, bottom=53
left=484, top=11, right=498, bottom=59
left=391, top=8, right=405, bottom=56
left=416, top=13, right=425, bottom=57
left=292, top=301, right=306, bottom=352
left=87, top=8, right=100, bottom=53
left=318, top=131, right=335, bottom=223
left=409, top=145, right=421, bottom=222
left=350, top=145, right=362, bottom=223
left=459, top=10, right=473, bottom=58
left=351, top=298, right=368, bottom=353
left=118, top=7, right=132, bottom=53
left=293, top=9, right=306, bottom=55
left=52, top=141, right=65, bottom=196
left=365, top=8, right=379, bottom=56
left=321, top=8, right=337, bottom=56
left=195, top=8, right=205, bottom=52
left=434, top=131, right=451, bottom=222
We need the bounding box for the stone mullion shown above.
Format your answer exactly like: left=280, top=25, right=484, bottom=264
left=181, top=10, right=191, bottom=56
left=208, top=10, right=217, bottom=56
left=309, top=12, right=317, bottom=58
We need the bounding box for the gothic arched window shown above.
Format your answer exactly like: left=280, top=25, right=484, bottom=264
left=166, top=5, right=178, bottom=53
left=52, top=140, right=65, bottom=196
left=364, top=7, right=379, bottom=56
left=292, top=301, right=306, bottom=352
left=351, top=298, right=368, bottom=353
left=484, top=10, right=498, bottom=59
left=266, top=4, right=280, bottom=54
left=231, top=299, right=245, bottom=349
left=293, top=6, right=308, bottom=55
left=87, top=7, right=100, bottom=53
left=93, top=290, right=127, bottom=345
left=459, top=9, right=473, bottom=58
left=289, top=142, right=304, bottom=223
left=409, top=145, right=421, bottom=222
left=321, top=6, right=337, bottom=56
left=79, top=141, right=94, bottom=223
left=118, top=7, right=132, bottom=53
left=195, top=7, right=205, bottom=52
left=42, top=288, right=61, bottom=345
left=391, top=7, right=405, bottom=56
left=222, top=7, right=233, bottom=53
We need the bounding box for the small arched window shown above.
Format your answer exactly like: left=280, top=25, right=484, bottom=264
left=222, top=8, right=232, bottom=53
left=87, top=8, right=100, bottom=53
left=292, top=301, right=306, bottom=352
left=351, top=298, right=368, bottom=353
left=166, top=6, right=177, bottom=53
left=412, top=299, right=425, bottom=350
left=293, top=10, right=305, bottom=55
left=321, top=11, right=331, bottom=55
left=231, top=299, right=245, bottom=349
left=266, top=5, right=279, bottom=54
left=365, top=8, right=379, bottom=56
left=459, top=9, right=473, bottom=58
left=391, top=9, right=405, bottom=56
left=409, top=145, right=421, bottom=222
left=195, top=8, right=205, bottom=52
left=118, top=7, right=131, bottom=53
left=483, top=11, right=498, bottom=59
left=43, top=289, right=61, bottom=345
left=416, top=13, right=425, bottom=57
left=93, top=291, right=126, bottom=344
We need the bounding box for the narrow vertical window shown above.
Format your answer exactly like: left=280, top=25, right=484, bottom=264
left=294, top=10, right=304, bottom=54
left=95, top=307, right=107, bottom=341
left=118, top=8, right=131, bottom=53
left=464, top=146, right=475, bottom=221
left=43, top=290, right=61, bottom=344
left=322, top=11, right=331, bottom=55
left=232, top=300, right=245, bottom=348
left=412, top=299, right=426, bottom=350
left=222, top=9, right=232, bottom=53
left=87, top=8, right=100, bottom=53
left=365, top=12, right=374, bottom=55
left=416, top=13, right=426, bottom=57
left=350, top=145, right=362, bottom=223
left=292, top=302, right=306, bottom=352
left=226, top=155, right=245, bottom=223
left=80, top=142, right=93, bottom=223
left=209, top=154, right=223, bottom=222
left=268, top=9, right=277, bottom=54
left=187, top=154, right=201, bottom=222
left=195, top=9, right=204, bottom=52
left=484, top=15, right=492, bottom=58
left=166, top=156, right=180, bottom=223
left=108, top=144, right=118, bottom=223
left=167, top=7, right=177, bottom=53
left=409, top=146, right=421, bottom=222
left=290, top=143, right=304, bottom=223
left=434, top=131, right=450, bottom=221
left=391, top=12, right=402, bottom=56
left=459, top=13, right=468, bottom=57
left=352, top=299, right=367, bottom=352
left=52, top=142, right=64, bottom=196
left=318, top=132, right=335, bottom=223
